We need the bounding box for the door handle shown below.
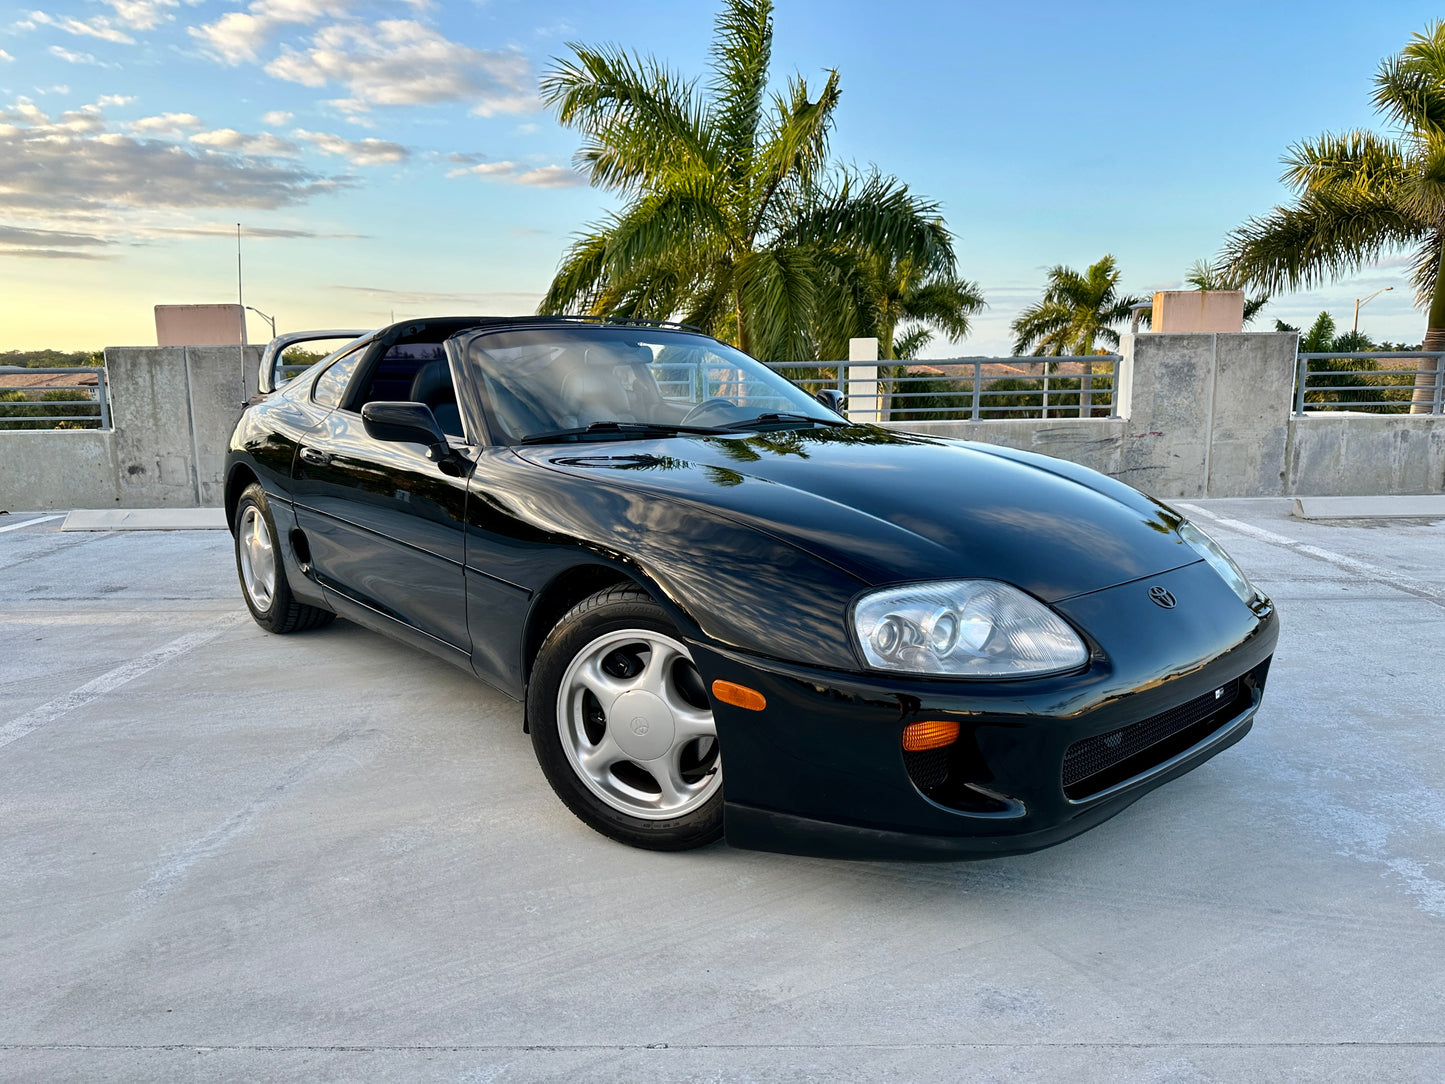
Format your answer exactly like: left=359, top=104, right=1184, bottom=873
left=299, top=446, right=332, bottom=467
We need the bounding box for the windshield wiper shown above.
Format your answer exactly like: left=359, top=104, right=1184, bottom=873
left=720, top=411, right=849, bottom=431
left=520, top=420, right=725, bottom=445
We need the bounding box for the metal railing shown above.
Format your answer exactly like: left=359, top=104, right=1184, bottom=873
left=0, top=366, right=110, bottom=429
left=1293, top=351, right=1445, bottom=415
left=767, top=356, right=1122, bottom=421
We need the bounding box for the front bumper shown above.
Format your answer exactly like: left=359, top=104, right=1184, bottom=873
left=690, top=560, right=1280, bottom=860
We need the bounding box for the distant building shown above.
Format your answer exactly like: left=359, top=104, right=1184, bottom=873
left=155, top=304, right=247, bottom=347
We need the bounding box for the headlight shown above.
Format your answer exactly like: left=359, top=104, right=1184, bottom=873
left=853, top=580, right=1089, bottom=677
left=1179, top=521, right=1255, bottom=604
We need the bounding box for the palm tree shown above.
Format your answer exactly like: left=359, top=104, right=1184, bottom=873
left=1223, top=21, right=1445, bottom=412
left=850, top=255, right=984, bottom=417
left=537, top=0, right=956, bottom=363
left=1011, top=255, right=1143, bottom=417
left=855, top=256, right=985, bottom=362
left=1184, top=259, right=1270, bottom=325
left=1011, top=255, right=1143, bottom=357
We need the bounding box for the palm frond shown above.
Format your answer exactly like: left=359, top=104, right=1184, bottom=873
left=538, top=229, right=611, bottom=314
left=897, top=276, right=985, bottom=341
left=892, top=326, right=933, bottom=360
left=737, top=246, right=818, bottom=361
left=1373, top=22, right=1445, bottom=135
left=709, top=0, right=772, bottom=180
left=779, top=172, right=954, bottom=278
left=1223, top=186, right=1423, bottom=292
left=752, top=70, right=841, bottom=220
left=1280, top=130, right=1408, bottom=195
left=1011, top=298, right=1076, bottom=356
left=542, top=45, right=716, bottom=189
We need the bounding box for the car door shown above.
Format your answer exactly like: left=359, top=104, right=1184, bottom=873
left=290, top=343, right=472, bottom=664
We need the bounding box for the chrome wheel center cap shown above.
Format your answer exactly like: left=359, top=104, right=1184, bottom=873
left=610, top=689, right=675, bottom=761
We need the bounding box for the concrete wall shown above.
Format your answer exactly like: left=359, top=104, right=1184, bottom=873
left=0, top=345, right=258, bottom=511
left=2, top=334, right=1443, bottom=510
left=1288, top=414, right=1445, bottom=495
left=891, top=332, right=1443, bottom=501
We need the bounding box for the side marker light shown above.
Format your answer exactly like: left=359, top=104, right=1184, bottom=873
left=902, top=719, right=960, bottom=752
left=711, top=680, right=767, bottom=712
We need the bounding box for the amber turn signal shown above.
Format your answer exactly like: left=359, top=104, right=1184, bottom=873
left=901, top=719, right=960, bottom=752
left=711, top=680, right=767, bottom=711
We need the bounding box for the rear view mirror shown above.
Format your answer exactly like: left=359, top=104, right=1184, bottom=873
left=815, top=388, right=846, bottom=414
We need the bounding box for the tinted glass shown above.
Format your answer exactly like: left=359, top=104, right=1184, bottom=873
left=463, top=327, right=835, bottom=441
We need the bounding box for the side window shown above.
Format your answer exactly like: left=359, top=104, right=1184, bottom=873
left=312, top=348, right=366, bottom=410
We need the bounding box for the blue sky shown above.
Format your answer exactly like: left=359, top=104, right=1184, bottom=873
left=1, top=0, right=1440, bottom=352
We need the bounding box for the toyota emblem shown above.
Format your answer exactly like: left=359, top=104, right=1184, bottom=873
left=1148, top=586, right=1177, bottom=609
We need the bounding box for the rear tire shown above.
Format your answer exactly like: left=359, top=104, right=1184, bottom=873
left=528, top=585, right=723, bottom=851
left=234, top=482, right=335, bottom=634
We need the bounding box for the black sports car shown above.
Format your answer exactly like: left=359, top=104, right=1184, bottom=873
left=225, top=316, right=1278, bottom=858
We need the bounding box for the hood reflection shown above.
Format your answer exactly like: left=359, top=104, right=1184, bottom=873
left=522, top=426, right=1199, bottom=601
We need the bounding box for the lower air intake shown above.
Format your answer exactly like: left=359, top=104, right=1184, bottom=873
left=1062, top=677, right=1244, bottom=800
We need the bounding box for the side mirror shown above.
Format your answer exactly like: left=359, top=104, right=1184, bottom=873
left=361, top=401, right=467, bottom=476
left=815, top=388, right=846, bottom=415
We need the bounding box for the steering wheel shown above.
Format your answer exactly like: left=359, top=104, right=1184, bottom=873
left=681, top=398, right=742, bottom=426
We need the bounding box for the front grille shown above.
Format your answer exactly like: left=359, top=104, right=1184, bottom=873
left=1062, top=677, right=1244, bottom=799
left=903, top=747, right=950, bottom=791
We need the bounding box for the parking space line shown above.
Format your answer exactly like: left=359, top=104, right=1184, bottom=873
left=0, top=613, right=248, bottom=751
left=0, top=514, right=63, bottom=534
left=1178, top=503, right=1445, bottom=607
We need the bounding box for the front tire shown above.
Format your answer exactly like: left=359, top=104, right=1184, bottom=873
left=234, top=482, right=335, bottom=634
left=528, top=585, right=723, bottom=850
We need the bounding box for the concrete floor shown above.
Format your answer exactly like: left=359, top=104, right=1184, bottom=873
left=0, top=499, right=1442, bottom=1082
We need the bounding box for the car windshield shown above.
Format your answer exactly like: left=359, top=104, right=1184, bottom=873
left=459, top=325, right=842, bottom=443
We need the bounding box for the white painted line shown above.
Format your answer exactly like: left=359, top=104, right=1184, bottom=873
left=0, top=514, right=62, bottom=534
left=0, top=613, right=248, bottom=751
left=1178, top=503, right=1445, bottom=605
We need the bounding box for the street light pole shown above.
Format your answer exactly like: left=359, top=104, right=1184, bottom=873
left=1352, top=286, right=1393, bottom=334
left=245, top=306, right=277, bottom=340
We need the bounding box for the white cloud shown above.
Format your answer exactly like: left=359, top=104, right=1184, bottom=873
left=97, top=94, right=134, bottom=107
left=28, top=10, right=136, bottom=44
left=0, top=50, right=12, bottom=62
left=191, top=127, right=298, bottom=155
left=106, top=0, right=179, bottom=30
left=293, top=127, right=407, bottom=165
left=266, top=20, right=534, bottom=116
left=261, top=109, right=292, bottom=126
left=189, top=0, right=341, bottom=64
left=446, top=159, right=582, bottom=188
left=49, top=45, right=99, bottom=64
left=0, top=96, right=345, bottom=215
left=131, top=111, right=203, bottom=133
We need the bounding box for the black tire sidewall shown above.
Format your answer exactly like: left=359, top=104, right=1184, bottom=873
left=527, top=588, right=724, bottom=851
left=234, top=483, right=292, bottom=630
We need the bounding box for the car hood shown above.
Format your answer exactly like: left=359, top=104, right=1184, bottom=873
left=516, top=427, right=1198, bottom=602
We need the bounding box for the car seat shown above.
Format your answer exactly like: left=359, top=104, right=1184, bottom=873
left=408, top=359, right=464, bottom=437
